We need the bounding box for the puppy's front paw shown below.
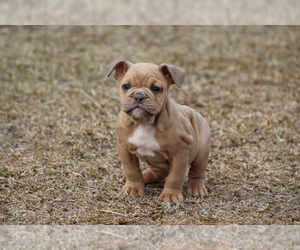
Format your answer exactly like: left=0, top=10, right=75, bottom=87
left=158, top=188, right=183, bottom=203
left=187, top=179, right=208, bottom=197
left=122, top=181, right=144, bottom=197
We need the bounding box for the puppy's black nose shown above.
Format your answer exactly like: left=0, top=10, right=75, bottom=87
left=133, top=92, right=146, bottom=103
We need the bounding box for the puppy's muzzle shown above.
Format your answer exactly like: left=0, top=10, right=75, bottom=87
left=124, top=90, right=154, bottom=119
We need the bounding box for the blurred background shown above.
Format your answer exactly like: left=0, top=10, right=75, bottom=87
left=0, top=0, right=299, bottom=24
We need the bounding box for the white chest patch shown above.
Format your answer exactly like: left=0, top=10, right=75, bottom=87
left=128, top=124, right=160, bottom=157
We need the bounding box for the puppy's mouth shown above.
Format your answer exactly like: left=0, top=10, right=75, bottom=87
left=122, top=90, right=158, bottom=119
left=125, top=103, right=154, bottom=118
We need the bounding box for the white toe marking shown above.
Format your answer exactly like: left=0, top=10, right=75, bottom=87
left=128, top=124, right=160, bottom=156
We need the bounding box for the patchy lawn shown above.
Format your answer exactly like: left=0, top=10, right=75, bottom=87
left=0, top=26, right=299, bottom=225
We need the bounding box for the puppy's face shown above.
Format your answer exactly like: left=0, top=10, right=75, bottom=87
left=108, top=61, right=186, bottom=122
left=119, top=63, right=169, bottom=120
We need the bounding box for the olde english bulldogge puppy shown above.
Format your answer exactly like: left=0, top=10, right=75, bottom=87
left=107, top=60, right=210, bottom=202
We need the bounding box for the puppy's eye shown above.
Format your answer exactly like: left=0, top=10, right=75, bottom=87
left=122, top=84, right=131, bottom=91
left=151, top=86, right=162, bottom=94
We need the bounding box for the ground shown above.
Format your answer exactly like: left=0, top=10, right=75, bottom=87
left=0, top=26, right=299, bottom=225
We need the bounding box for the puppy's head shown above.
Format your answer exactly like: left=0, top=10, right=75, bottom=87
left=107, top=60, right=185, bottom=123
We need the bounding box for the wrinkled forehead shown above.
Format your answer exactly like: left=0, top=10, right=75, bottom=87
left=123, top=63, right=164, bottom=84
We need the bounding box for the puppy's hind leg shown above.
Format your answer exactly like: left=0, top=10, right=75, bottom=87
left=187, top=147, right=209, bottom=197
left=143, top=166, right=168, bottom=184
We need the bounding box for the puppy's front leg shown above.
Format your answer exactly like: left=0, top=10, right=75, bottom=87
left=158, top=150, right=189, bottom=202
left=117, top=141, right=144, bottom=196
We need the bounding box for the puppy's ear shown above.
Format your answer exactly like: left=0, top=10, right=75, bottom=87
left=107, top=60, right=132, bottom=80
left=159, top=64, right=185, bottom=88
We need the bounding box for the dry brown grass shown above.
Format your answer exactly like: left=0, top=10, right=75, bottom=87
left=0, top=26, right=299, bottom=225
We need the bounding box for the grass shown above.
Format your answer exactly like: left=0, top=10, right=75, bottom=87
left=0, top=26, right=299, bottom=225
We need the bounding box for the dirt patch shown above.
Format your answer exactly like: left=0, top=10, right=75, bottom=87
left=0, top=26, right=299, bottom=225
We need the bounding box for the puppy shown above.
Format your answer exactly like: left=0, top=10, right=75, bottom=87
left=108, top=61, right=210, bottom=202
